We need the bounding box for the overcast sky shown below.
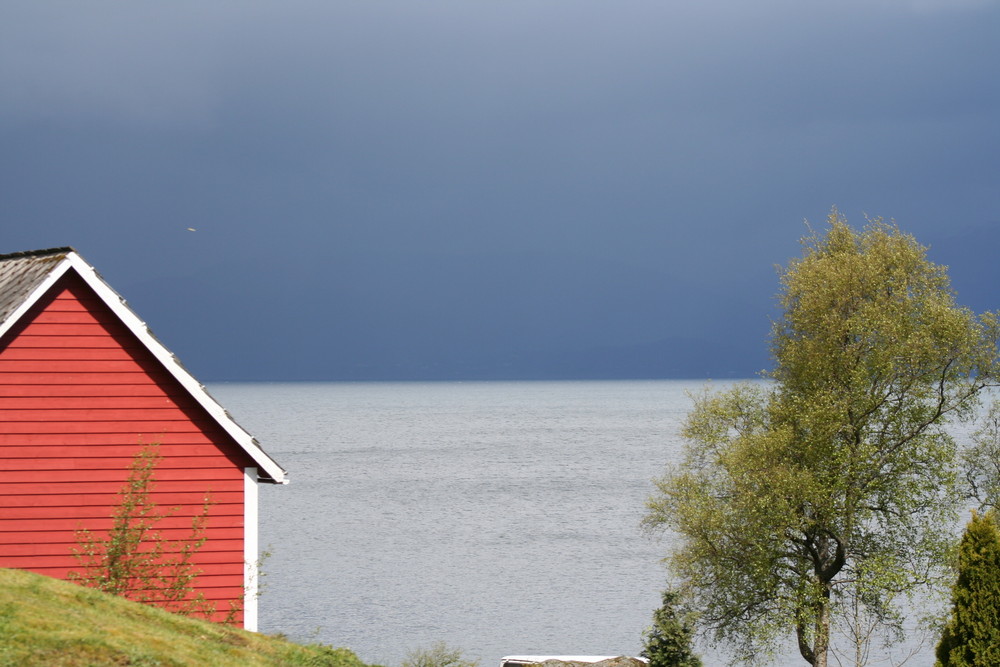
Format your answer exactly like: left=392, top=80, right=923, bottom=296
left=2, top=1, right=998, bottom=380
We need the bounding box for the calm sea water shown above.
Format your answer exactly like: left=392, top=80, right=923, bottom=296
left=210, top=381, right=938, bottom=667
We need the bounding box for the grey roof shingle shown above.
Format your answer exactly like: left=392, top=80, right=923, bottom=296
left=0, top=247, right=74, bottom=326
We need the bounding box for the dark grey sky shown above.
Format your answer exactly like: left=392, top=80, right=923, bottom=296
left=2, top=1, right=998, bottom=380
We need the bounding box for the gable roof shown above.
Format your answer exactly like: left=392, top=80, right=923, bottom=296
left=0, top=247, right=287, bottom=484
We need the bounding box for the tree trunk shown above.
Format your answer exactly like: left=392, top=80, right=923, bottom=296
left=813, top=589, right=831, bottom=667
left=795, top=584, right=833, bottom=666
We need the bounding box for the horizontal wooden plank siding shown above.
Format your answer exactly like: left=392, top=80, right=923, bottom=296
left=0, top=384, right=180, bottom=397
left=0, top=273, right=256, bottom=625
left=0, top=501, right=245, bottom=520
left=0, top=420, right=218, bottom=434
left=0, top=347, right=142, bottom=361
left=0, top=524, right=246, bottom=544
left=2, top=455, right=241, bottom=470
left=0, top=538, right=245, bottom=559
left=0, top=491, right=245, bottom=508
left=0, top=546, right=246, bottom=570
left=0, top=434, right=215, bottom=448
left=0, top=479, right=242, bottom=496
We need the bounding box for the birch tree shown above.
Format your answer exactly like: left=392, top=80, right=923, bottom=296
left=644, top=212, right=999, bottom=666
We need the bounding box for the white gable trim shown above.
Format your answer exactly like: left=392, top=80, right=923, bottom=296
left=0, top=251, right=287, bottom=483
left=63, top=253, right=287, bottom=484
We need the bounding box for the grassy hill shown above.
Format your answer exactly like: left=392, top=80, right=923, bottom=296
left=0, top=567, right=374, bottom=667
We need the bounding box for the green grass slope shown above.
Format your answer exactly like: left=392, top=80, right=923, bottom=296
left=0, top=568, right=372, bottom=667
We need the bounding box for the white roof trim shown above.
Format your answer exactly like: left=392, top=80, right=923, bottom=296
left=2, top=251, right=287, bottom=484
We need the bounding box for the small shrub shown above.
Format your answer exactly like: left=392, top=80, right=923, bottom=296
left=402, top=641, right=479, bottom=667
left=69, top=444, right=216, bottom=618
left=641, top=588, right=702, bottom=667
left=296, top=644, right=374, bottom=667
left=935, top=510, right=1000, bottom=666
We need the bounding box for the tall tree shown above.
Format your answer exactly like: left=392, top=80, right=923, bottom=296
left=644, top=211, right=999, bottom=666
left=935, top=510, right=1000, bottom=666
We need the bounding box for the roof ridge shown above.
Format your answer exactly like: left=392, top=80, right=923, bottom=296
left=0, top=247, right=76, bottom=261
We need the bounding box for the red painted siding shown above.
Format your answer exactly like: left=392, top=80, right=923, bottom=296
left=0, top=273, right=255, bottom=624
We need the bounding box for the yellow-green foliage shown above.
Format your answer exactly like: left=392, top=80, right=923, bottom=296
left=645, top=211, right=1000, bottom=666
left=70, top=444, right=216, bottom=619
left=0, top=568, right=373, bottom=667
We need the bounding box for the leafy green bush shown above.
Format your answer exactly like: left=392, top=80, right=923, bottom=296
left=641, top=589, right=702, bottom=667
left=69, top=444, right=216, bottom=618
left=401, top=641, right=479, bottom=667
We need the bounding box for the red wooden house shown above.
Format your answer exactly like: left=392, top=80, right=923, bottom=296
left=0, top=247, right=286, bottom=630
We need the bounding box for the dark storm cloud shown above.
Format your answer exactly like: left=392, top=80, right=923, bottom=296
left=1, top=1, right=998, bottom=379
